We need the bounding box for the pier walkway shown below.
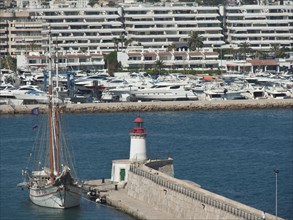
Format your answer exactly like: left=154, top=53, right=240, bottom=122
left=82, top=179, right=176, bottom=219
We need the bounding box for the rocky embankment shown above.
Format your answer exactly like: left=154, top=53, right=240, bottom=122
left=0, top=99, right=292, bottom=114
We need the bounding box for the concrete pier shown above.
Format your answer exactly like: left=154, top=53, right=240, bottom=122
left=83, top=163, right=280, bottom=220
left=82, top=179, right=176, bottom=219
left=1, top=99, right=292, bottom=114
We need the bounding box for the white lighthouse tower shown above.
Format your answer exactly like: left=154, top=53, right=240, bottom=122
left=111, top=116, right=148, bottom=184
left=129, top=117, right=147, bottom=162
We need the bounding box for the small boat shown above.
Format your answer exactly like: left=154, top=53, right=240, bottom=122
left=18, top=31, right=81, bottom=209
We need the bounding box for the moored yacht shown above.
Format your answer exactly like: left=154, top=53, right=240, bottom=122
left=266, top=85, right=292, bottom=99
left=130, top=83, right=198, bottom=101
left=0, top=85, right=49, bottom=104
left=204, top=89, right=224, bottom=101
left=241, top=84, right=267, bottom=100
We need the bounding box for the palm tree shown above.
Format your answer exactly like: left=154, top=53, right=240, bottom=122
left=187, top=31, right=204, bottom=51
left=119, top=34, right=126, bottom=49
left=104, top=51, right=118, bottom=75
left=270, top=44, right=285, bottom=58
left=254, top=50, right=265, bottom=59
left=237, top=42, right=253, bottom=60
left=29, top=42, right=37, bottom=52
left=112, top=38, right=120, bottom=51
left=154, top=60, right=165, bottom=74
left=125, top=38, right=133, bottom=47
left=88, top=0, right=99, bottom=7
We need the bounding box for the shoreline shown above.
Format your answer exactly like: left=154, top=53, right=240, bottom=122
left=0, top=99, right=292, bottom=114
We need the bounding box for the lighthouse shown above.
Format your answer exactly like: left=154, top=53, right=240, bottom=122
left=111, top=116, right=173, bottom=184
left=129, top=117, right=147, bottom=162
left=111, top=116, right=148, bottom=183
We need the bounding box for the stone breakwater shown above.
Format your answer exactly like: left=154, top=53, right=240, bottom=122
left=0, top=99, right=292, bottom=114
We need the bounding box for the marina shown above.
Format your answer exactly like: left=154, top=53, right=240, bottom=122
left=1, top=1, right=292, bottom=219
left=1, top=71, right=293, bottom=105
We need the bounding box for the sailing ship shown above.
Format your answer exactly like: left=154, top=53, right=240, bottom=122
left=18, top=28, right=81, bottom=208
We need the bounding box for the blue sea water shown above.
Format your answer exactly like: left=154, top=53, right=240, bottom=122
left=0, top=109, right=292, bottom=220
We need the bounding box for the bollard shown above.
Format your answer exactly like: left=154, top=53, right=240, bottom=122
left=102, top=178, right=105, bottom=183
left=115, top=184, right=118, bottom=190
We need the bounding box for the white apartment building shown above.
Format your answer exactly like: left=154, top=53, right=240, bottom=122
left=27, top=7, right=124, bottom=54
left=22, top=53, right=105, bottom=71
left=122, top=5, right=225, bottom=49
left=16, top=0, right=89, bottom=8
left=0, top=10, right=43, bottom=56
left=118, top=48, right=219, bottom=70
left=1, top=2, right=292, bottom=71
left=223, top=3, right=293, bottom=50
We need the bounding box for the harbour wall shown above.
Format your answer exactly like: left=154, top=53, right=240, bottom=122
left=126, top=164, right=277, bottom=220
left=0, top=99, right=292, bottom=114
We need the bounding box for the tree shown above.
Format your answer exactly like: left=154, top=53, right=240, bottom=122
left=0, top=56, right=17, bottom=72
left=112, top=38, right=120, bottom=51
left=270, top=44, right=285, bottom=58
left=104, top=51, right=119, bottom=75
left=119, top=34, right=126, bottom=49
left=107, top=1, right=117, bottom=7
left=88, top=0, right=99, bottom=7
left=154, top=60, right=165, bottom=74
left=254, top=50, right=265, bottom=59
left=187, top=31, right=204, bottom=51
left=113, top=35, right=131, bottom=51
left=237, top=42, right=253, bottom=60
left=125, top=38, right=133, bottom=47
left=29, top=42, right=37, bottom=52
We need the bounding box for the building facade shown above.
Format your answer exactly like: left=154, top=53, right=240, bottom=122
left=123, top=4, right=224, bottom=50
left=223, top=3, right=293, bottom=50
left=118, top=48, right=219, bottom=70
left=0, top=10, right=43, bottom=56
left=1, top=2, right=292, bottom=71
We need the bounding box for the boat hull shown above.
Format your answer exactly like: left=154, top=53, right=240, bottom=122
left=29, top=185, right=81, bottom=209
left=132, top=92, right=198, bottom=101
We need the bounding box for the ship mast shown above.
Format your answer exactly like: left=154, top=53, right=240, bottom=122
left=48, top=25, right=55, bottom=182
left=48, top=25, right=61, bottom=182
left=55, top=39, right=60, bottom=176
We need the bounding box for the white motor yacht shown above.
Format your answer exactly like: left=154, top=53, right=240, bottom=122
left=0, top=85, right=59, bottom=104
left=130, top=83, right=198, bottom=101
left=266, top=85, right=292, bottom=99
left=241, top=84, right=267, bottom=99
left=204, top=89, right=224, bottom=101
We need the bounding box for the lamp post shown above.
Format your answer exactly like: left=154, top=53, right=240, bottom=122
left=274, top=169, right=279, bottom=220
